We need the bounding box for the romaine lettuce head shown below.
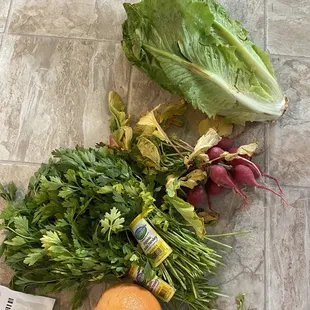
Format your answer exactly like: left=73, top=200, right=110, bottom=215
left=122, top=0, right=288, bottom=124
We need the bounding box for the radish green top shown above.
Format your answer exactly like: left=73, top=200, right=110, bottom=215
left=122, top=0, right=287, bottom=124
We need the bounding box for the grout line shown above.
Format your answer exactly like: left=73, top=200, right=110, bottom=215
left=3, top=0, right=14, bottom=34
left=277, top=184, right=310, bottom=190
left=6, top=31, right=120, bottom=43
left=270, top=53, right=310, bottom=61
left=0, top=0, right=13, bottom=53
left=304, top=198, right=310, bottom=308
left=0, top=159, right=41, bottom=166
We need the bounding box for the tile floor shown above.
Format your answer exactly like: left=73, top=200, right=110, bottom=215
left=0, top=0, right=309, bottom=309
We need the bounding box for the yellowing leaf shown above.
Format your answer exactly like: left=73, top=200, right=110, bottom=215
left=198, top=116, right=233, bottom=137
left=237, top=142, right=258, bottom=157
left=108, top=91, right=132, bottom=150
left=198, top=211, right=219, bottom=224
left=180, top=169, right=207, bottom=189
left=136, top=111, right=168, bottom=141
left=220, top=151, right=238, bottom=161
left=159, top=100, right=187, bottom=123
left=165, top=196, right=205, bottom=238
left=122, top=126, right=133, bottom=150
left=189, top=128, right=221, bottom=160
left=166, top=176, right=181, bottom=197
left=109, top=91, right=129, bottom=130
left=137, top=137, right=161, bottom=168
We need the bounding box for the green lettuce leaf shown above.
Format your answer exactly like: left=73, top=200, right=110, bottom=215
left=122, top=0, right=287, bottom=124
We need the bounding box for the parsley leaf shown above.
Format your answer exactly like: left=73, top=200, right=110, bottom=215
left=101, top=207, right=125, bottom=241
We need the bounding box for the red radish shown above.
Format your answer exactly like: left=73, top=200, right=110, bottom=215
left=230, top=158, right=247, bottom=167
left=229, top=156, right=262, bottom=178
left=206, top=180, right=225, bottom=211
left=228, top=147, right=238, bottom=153
left=210, top=165, right=248, bottom=208
left=216, top=137, right=234, bottom=151
left=229, top=158, right=283, bottom=194
left=207, top=147, right=225, bottom=161
left=187, top=184, right=207, bottom=207
left=232, top=165, right=288, bottom=205
left=207, top=180, right=224, bottom=196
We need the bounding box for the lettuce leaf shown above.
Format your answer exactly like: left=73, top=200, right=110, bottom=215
left=122, top=0, right=287, bottom=124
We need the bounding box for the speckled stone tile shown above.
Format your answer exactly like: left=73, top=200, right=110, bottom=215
left=127, top=67, right=179, bottom=119
left=0, top=163, right=39, bottom=287
left=267, top=56, right=310, bottom=187
left=218, top=0, right=265, bottom=48
left=207, top=190, right=265, bottom=310
left=0, top=35, right=130, bottom=163
left=0, top=0, right=10, bottom=32
left=8, top=0, right=139, bottom=40
left=267, top=0, right=310, bottom=57
left=265, top=188, right=310, bottom=310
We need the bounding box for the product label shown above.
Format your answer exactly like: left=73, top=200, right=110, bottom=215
left=130, top=215, right=172, bottom=267
left=129, top=264, right=176, bottom=302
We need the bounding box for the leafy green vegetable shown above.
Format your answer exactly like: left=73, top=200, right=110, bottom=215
left=109, top=91, right=132, bottom=150
left=0, top=145, right=225, bottom=310
left=188, top=128, right=221, bottom=160
left=199, top=115, right=233, bottom=136
left=164, top=196, right=205, bottom=238
left=100, top=207, right=125, bottom=240
left=122, top=0, right=287, bottom=124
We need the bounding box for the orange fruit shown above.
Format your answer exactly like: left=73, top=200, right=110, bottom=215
left=94, top=283, right=161, bottom=310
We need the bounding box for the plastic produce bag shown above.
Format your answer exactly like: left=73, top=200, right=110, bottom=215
left=0, top=286, right=55, bottom=310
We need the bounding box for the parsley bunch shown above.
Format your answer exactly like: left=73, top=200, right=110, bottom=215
left=0, top=146, right=149, bottom=308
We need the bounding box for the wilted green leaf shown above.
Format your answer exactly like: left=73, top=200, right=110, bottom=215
left=137, top=137, right=161, bottom=168
left=165, top=196, right=205, bottom=238
left=189, top=128, right=221, bottom=160
left=180, top=169, right=207, bottom=189
left=237, top=142, right=258, bottom=157
left=199, top=115, right=233, bottom=137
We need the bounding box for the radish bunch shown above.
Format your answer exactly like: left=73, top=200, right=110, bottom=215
left=186, top=137, right=287, bottom=211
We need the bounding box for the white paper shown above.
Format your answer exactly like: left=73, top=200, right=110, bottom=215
left=0, top=286, right=55, bottom=310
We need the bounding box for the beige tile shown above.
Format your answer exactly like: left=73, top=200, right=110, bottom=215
left=208, top=190, right=265, bottom=310
left=0, top=35, right=130, bottom=163
left=218, top=0, right=265, bottom=48
left=268, top=56, right=310, bottom=186
left=0, top=162, right=38, bottom=188
left=0, top=163, right=39, bottom=286
left=267, top=0, right=310, bottom=56
left=8, top=0, right=139, bottom=40
left=127, top=67, right=180, bottom=121
left=266, top=188, right=310, bottom=310
left=0, top=0, right=10, bottom=32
